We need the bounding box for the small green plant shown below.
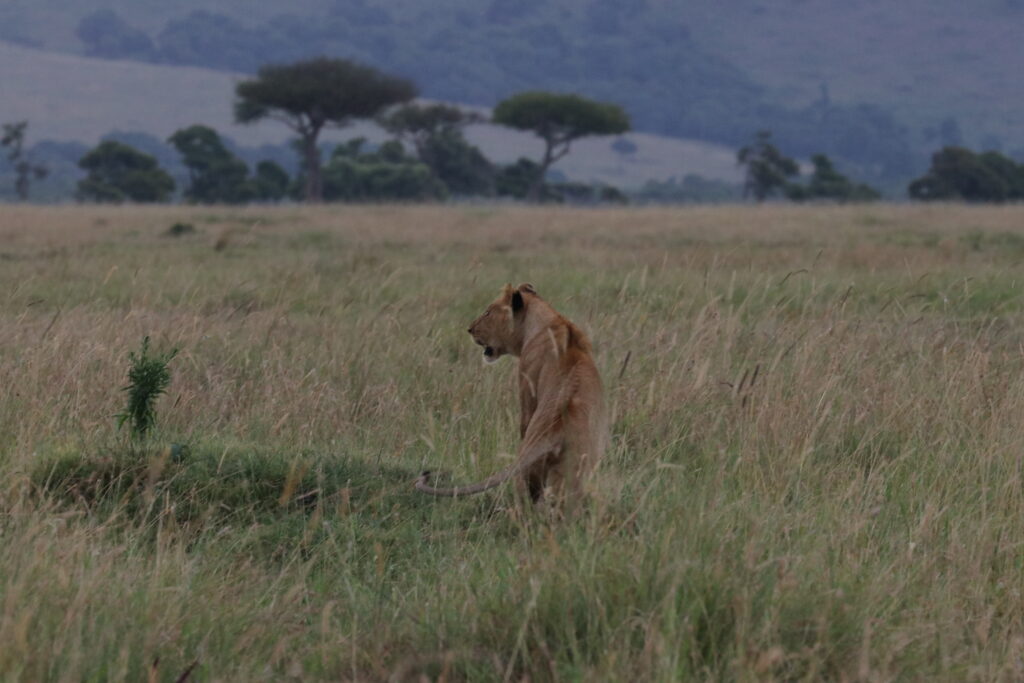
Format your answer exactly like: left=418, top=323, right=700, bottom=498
left=116, top=336, right=178, bottom=438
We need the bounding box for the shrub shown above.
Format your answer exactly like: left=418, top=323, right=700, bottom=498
left=77, top=141, right=175, bottom=203
left=116, top=337, right=178, bottom=438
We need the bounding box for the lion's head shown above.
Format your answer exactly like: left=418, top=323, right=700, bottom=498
left=467, top=283, right=536, bottom=363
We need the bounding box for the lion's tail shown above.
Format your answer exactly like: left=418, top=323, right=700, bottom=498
left=414, top=433, right=562, bottom=497
left=414, top=462, right=523, bottom=497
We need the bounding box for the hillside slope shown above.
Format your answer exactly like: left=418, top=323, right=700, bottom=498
left=681, top=0, right=1024, bottom=151
left=0, top=41, right=742, bottom=190
left=0, top=41, right=263, bottom=144
left=3, top=0, right=1022, bottom=162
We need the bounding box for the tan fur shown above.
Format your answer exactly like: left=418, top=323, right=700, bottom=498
left=415, top=283, right=607, bottom=506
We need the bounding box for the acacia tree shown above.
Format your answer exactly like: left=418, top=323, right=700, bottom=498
left=737, top=130, right=799, bottom=201
left=2, top=122, right=49, bottom=201
left=235, top=57, right=416, bottom=202
left=493, top=91, right=629, bottom=201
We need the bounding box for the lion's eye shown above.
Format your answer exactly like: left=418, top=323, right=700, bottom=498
left=484, top=310, right=491, bottom=317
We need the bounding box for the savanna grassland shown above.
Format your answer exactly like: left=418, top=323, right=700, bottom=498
left=3, top=203, right=1024, bottom=681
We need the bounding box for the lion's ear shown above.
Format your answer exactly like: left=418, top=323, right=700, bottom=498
left=511, top=289, right=525, bottom=312
left=501, top=283, right=515, bottom=299
left=511, top=283, right=534, bottom=312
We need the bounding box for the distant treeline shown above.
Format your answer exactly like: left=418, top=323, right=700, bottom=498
left=71, top=5, right=925, bottom=184
left=56, top=127, right=632, bottom=206
left=3, top=128, right=751, bottom=205
left=5, top=121, right=1020, bottom=205
left=4, top=50, right=1021, bottom=205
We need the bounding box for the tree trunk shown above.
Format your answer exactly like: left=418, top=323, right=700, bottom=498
left=302, top=133, right=323, bottom=202
left=14, top=167, right=29, bottom=201
left=526, top=136, right=572, bottom=203
left=526, top=140, right=555, bottom=203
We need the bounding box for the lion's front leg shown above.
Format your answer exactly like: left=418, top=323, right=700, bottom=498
left=518, top=369, right=538, bottom=439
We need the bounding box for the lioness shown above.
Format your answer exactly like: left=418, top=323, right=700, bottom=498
left=416, top=283, right=607, bottom=504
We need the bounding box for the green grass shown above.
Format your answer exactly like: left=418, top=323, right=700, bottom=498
left=3, top=203, right=1024, bottom=680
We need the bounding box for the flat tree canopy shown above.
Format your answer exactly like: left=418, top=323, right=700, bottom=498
left=493, top=91, right=629, bottom=200
left=235, top=58, right=416, bottom=201
left=493, top=92, right=629, bottom=140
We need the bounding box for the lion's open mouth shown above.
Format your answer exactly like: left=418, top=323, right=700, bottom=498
left=471, top=336, right=498, bottom=363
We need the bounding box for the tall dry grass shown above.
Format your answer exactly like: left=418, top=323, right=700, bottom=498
left=2, top=203, right=1024, bottom=680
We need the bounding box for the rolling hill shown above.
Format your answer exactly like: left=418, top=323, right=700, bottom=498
left=3, top=0, right=1023, bottom=161
left=6, top=0, right=1023, bottom=200
left=0, top=40, right=743, bottom=196
left=681, top=0, right=1024, bottom=152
